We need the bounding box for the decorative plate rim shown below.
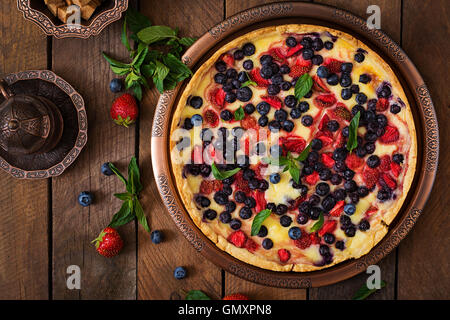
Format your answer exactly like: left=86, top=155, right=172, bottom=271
left=16, top=0, right=128, bottom=39
left=0, top=70, right=88, bottom=179
left=151, top=1, right=439, bottom=288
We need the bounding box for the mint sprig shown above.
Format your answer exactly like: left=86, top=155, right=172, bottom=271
left=294, top=73, right=313, bottom=101
left=266, top=151, right=303, bottom=184
left=310, top=212, right=324, bottom=232
left=352, top=280, right=386, bottom=300
left=103, top=8, right=195, bottom=100
left=107, top=157, right=150, bottom=233
left=251, top=209, right=272, bottom=236
left=211, top=163, right=241, bottom=180
left=185, top=290, right=211, bottom=300
left=347, top=111, right=361, bottom=153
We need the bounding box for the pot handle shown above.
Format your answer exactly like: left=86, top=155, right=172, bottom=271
left=0, top=80, right=11, bottom=99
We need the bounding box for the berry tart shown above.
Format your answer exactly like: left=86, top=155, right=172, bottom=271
left=169, top=25, right=416, bottom=272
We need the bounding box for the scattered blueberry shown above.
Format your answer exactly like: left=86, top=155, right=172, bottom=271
left=327, top=73, right=339, bottom=85
left=151, top=230, right=163, bottom=244
left=286, top=36, right=297, bottom=47
left=324, top=41, right=334, bottom=50
left=215, top=61, right=227, bottom=72
left=392, top=153, right=404, bottom=164
left=341, top=62, right=353, bottom=73
left=233, top=49, right=244, bottom=60
left=78, top=191, right=93, bottom=207
left=243, top=59, right=254, bottom=70
left=191, top=114, right=203, bottom=126
left=359, top=73, right=371, bottom=84
left=390, top=104, right=401, bottom=114
left=301, top=115, right=313, bottom=127
left=109, top=78, right=124, bottom=93
left=174, top=266, right=187, bottom=280
left=302, top=48, right=314, bottom=60
left=189, top=96, right=203, bottom=109
left=101, top=162, right=113, bottom=176
left=243, top=43, right=256, bottom=56
left=367, top=155, right=380, bottom=168
left=341, top=88, right=352, bottom=100
left=312, top=55, right=323, bottom=65
left=230, top=219, right=242, bottom=230
left=257, top=225, right=268, bottom=237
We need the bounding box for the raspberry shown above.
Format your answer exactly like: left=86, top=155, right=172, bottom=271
left=380, top=125, right=400, bottom=143
left=313, top=93, right=337, bottom=108
left=322, top=153, right=335, bottom=168
left=381, top=173, right=397, bottom=189
left=289, top=58, right=312, bottom=77
left=234, top=171, right=251, bottom=194
left=278, top=249, right=291, bottom=263
left=362, top=166, right=379, bottom=189
left=261, top=95, right=282, bottom=109
left=200, top=180, right=222, bottom=195
left=318, top=220, right=338, bottom=236
left=328, top=201, right=345, bottom=218
left=345, top=153, right=364, bottom=170
left=245, top=238, right=259, bottom=252
left=221, top=53, right=234, bottom=67
left=203, top=109, right=219, bottom=127
left=376, top=98, right=389, bottom=112
left=210, top=88, right=226, bottom=109
left=227, top=230, right=247, bottom=248
left=240, top=115, right=258, bottom=130
left=391, top=162, right=402, bottom=177
left=305, top=171, right=319, bottom=185
left=379, top=155, right=391, bottom=171
left=294, top=231, right=312, bottom=249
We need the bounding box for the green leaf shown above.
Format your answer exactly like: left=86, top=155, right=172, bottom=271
left=289, top=163, right=300, bottom=184
left=102, top=52, right=129, bottom=68
left=141, top=62, right=156, bottom=78
left=347, top=111, right=361, bottom=153
left=121, top=17, right=132, bottom=52
left=131, top=46, right=149, bottom=69
left=135, top=198, right=150, bottom=233
left=211, top=163, right=241, bottom=180
left=109, top=163, right=128, bottom=186
left=240, top=80, right=257, bottom=88
left=153, top=60, right=170, bottom=93
left=352, top=280, right=386, bottom=300
left=110, top=65, right=131, bottom=76
left=131, top=83, right=143, bottom=101
left=126, top=7, right=152, bottom=34
left=310, top=212, right=324, bottom=232
left=163, top=53, right=192, bottom=76
left=114, top=192, right=132, bottom=201
left=137, top=25, right=177, bottom=45
left=251, top=209, right=272, bottom=236
left=234, top=106, right=245, bottom=121
left=294, top=73, right=313, bottom=101
left=295, top=143, right=311, bottom=162
left=108, top=201, right=135, bottom=229
left=127, top=157, right=142, bottom=195
left=179, top=37, right=197, bottom=47
left=185, top=290, right=211, bottom=300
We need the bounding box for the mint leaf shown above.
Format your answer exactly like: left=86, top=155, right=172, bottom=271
left=102, top=52, right=129, bottom=68
left=289, top=163, right=300, bottom=184
left=127, top=157, right=142, bottom=194
left=109, top=163, right=128, bottom=186
left=137, top=25, right=177, bottom=45
left=234, top=106, right=245, bottom=121
left=179, top=37, right=197, bottom=47
left=295, top=73, right=313, bottom=101
left=135, top=199, right=150, bottom=233
left=131, top=46, right=148, bottom=69
left=295, top=143, right=311, bottom=162
left=114, top=192, right=132, bottom=201
left=251, top=209, right=272, bottom=236
left=186, top=290, right=211, bottom=300
left=126, top=7, right=152, bottom=34
left=121, top=17, right=132, bottom=52
left=347, top=111, right=361, bottom=153
left=108, top=201, right=135, bottom=229
left=352, top=281, right=386, bottom=300
left=211, top=163, right=241, bottom=180
left=310, top=212, right=324, bottom=232
left=241, top=80, right=257, bottom=87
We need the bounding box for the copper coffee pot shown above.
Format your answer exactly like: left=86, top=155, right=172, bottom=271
left=0, top=80, right=63, bottom=155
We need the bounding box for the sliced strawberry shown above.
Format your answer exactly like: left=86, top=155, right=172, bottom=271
left=317, top=134, right=334, bottom=147
left=288, top=195, right=307, bottom=211
left=323, top=58, right=343, bottom=74
left=269, top=47, right=288, bottom=64
left=289, top=58, right=312, bottom=77
left=294, top=231, right=312, bottom=249
left=312, top=75, right=330, bottom=93
left=280, top=135, right=306, bottom=153
left=203, top=109, right=219, bottom=127
left=305, top=171, right=319, bottom=185
left=322, top=153, right=335, bottom=168
left=391, top=162, right=402, bottom=177
left=241, top=115, right=258, bottom=130
left=209, top=87, right=226, bottom=109
left=345, top=153, right=364, bottom=170
left=363, top=166, right=379, bottom=189
left=382, top=173, right=397, bottom=189
left=318, top=114, right=330, bottom=131
left=200, top=180, right=222, bottom=195
left=313, top=93, right=337, bottom=108
left=318, top=220, right=338, bottom=236
left=245, top=238, right=259, bottom=253
left=376, top=98, right=389, bottom=112
left=380, top=125, right=400, bottom=143
left=328, top=201, right=345, bottom=218
left=286, top=44, right=303, bottom=57
left=261, top=95, right=283, bottom=109
left=250, top=68, right=270, bottom=87
left=332, top=103, right=352, bottom=121
left=379, top=155, right=391, bottom=171
left=278, top=249, right=291, bottom=263
left=254, top=190, right=267, bottom=213
left=310, top=233, right=320, bottom=245
left=365, top=206, right=378, bottom=216
left=333, top=131, right=345, bottom=148
left=227, top=230, right=247, bottom=248
left=221, top=53, right=234, bottom=67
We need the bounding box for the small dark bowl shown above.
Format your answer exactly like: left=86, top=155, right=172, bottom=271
left=17, top=0, right=128, bottom=39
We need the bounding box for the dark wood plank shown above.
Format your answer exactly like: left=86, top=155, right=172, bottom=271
left=0, top=3, right=49, bottom=300
left=308, top=0, right=401, bottom=300
left=224, top=0, right=307, bottom=300
left=51, top=20, right=136, bottom=299
left=137, top=0, right=224, bottom=300
left=397, top=0, right=450, bottom=300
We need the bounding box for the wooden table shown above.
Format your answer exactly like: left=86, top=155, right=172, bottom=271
left=0, top=0, right=448, bottom=300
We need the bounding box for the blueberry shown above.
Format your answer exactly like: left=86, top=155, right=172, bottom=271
left=101, top=162, right=113, bottom=176
left=258, top=115, right=268, bottom=127
left=268, top=120, right=281, bottom=132
left=234, top=191, right=246, bottom=203
left=237, top=87, right=252, bottom=102
left=274, top=109, right=288, bottom=122
left=302, top=48, right=314, bottom=60
left=365, top=142, right=376, bottom=154
left=300, top=36, right=312, bottom=48
left=214, top=73, right=226, bottom=85
left=288, top=227, right=302, bottom=240
left=354, top=52, right=365, bottom=63
left=225, top=92, right=237, bottom=103
left=322, top=195, right=336, bottom=212
left=243, top=59, right=254, bottom=70
left=301, top=115, right=313, bottom=127
left=243, top=43, right=256, bottom=56
left=189, top=96, right=203, bottom=109
left=244, top=103, right=255, bottom=114
left=262, top=238, right=273, bottom=250
left=330, top=174, right=342, bottom=185
left=390, top=104, right=401, bottom=114
left=234, top=49, right=244, bottom=60
left=281, top=81, right=292, bottom=91
left=195, top=195, right=211, bottom=208
left=359, top=74, right=371, bottom=84
left=270, top=173, right=281, bottom=184
left=367, top=155, right=380, bottom=168
left=222, top=82, right=233, bottom=92
left=344, top=203, right=356, bottom=215
left=230, top=219, right=242, bottom=230
left=290, top=108, right=302, bottom=119
left=109, top=78, right=124, bottom=93
left=309, top=207, right=322, bottom=220
left=215, top=60, right=227, bottom=72
left=350, top=84, right=360, bottom=94
left=191, top=114, right=203, bottom=126
left=332, top=147, right=348, bottom=161
left=309, top=194, right=321, bottom=206
left=324, top=233, right=335, bottom=244
left=344, top=180, right=357, bottom=193
left=276, top=204, right=288, bottom=215
left=280, top=64, right=290, bottom=74
left=220, top=109, right=233, bottom=121
left=340, top=214, right=352, bottom=228
left=182, top=118, right=193, bottom=130
left=203, top=209, right=217, bottom=220
left=297, top=214, right=309, bottom=225
left=326, top=73, right=339, bottom=85
left=286, top=36, right=297, bottom=47
left=342, top=126, right=349, bottom=137
left=260, top=54, right=273, bottom=66
left=340, top=74, right=352, bottom=87
left=244, top=197, right=256, bottom=209
left=311, top=138, right=323, bottom=150
left=226, top=68, right=238, bottom=79
left=327, top=120, right=339, bottom=132
left=174, top=266, right=187, bottom=279
left=377, top=114, right=388, bottom=127
left=345, top=226, right=356, bottom=237
left=377, top=189, right=391, bottom=201
left=280, top=215, right=292, bottom=227
left=359, top=219, right=370, bottom=231
left=267, top=84, right=280, bottom=96
left=357, top=186, right=369, bottom=198
left=312, top=55, right=323, bottom=65
left=319, top=245, right=330, bottom=256
left=356, top=92, right=367, bottom=104
left=298, top=101, right=310, bottom=113
left=270, top=63, right=280, bottom=75
left=341, top=62, right=353, bottom=73
left=343, top=169, right=355, bottom=181
left=225, top=201, right=237, bottom=213
left=151, top=230, right=163, bottom=244
left=317, top=66, right=329, bottom=78
left=256, top=102, right=270, bottom=115
left=271, top=74, right=283, bottom=85
left=341, top=88, right=352, bottom=100
left=324, top=41, right=334, bottom=50
left=284, top=95, right=297, bottom=108
left=219, top=212, right=232, bottom=224
left=319, top=168, right=332, bottom=181
left=335, top=240, right=345, bottom=251
left=266, top=202, right=277, bottom=211
left=78, top=191, right=93, bottom=207
left=239, top=206, right=252, bottom=219
left=312, top=38, right=324, bottom=51
left=213, top=191, right=228, bottom=205
left=393, top=153, right=404, bottom=164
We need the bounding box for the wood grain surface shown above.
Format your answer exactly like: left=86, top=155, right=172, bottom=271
left=0, top=0, right=448, bottom=300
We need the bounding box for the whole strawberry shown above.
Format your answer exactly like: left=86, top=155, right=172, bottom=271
left=110, top=93, right=138, bottom=127
left=223, top=293, right=249, bottom=300
left=92, top=227, right=123, bottom=257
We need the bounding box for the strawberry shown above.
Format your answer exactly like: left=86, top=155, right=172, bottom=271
left=379, top=155, right=391, bottom=171
left=203, top=109, right=219, bottom=127
left=294, top=231, right=312, bottom=249
left=223, top=293, right=249, bottom=300
left=363, top=166, right=379, bottom=189
left=227, top=230, right=247, bottom=248
left=313, top=93, right=337, bottom=108
left=250, top=68, right=270, bottom=87
left=289, top=58, right=312, bottom=77
left=333, top=131, right=345, bottom=148
left=310, top=233, right=321, bottom=245
left=221, top=53, right=234, bottom=67
left=286, top=44, right=303, bottom=57
left=381, top=173, right=397, bottom=189
left=376, top=98, right=389, bottom=112
left=317, top=134, right=334, bottom=147
left=365, top=206, right=378, bottom=216
left=280, top=135, right=306, bottom=153
left=241, top=115, right=258, bottom=130
left=211, top=88, right=226, bottom=109
left=328, top=201, right=345, bottom=218
left=318, top=220, right=337, bottom=236
left=254, top=190, right=267, bottom=213
left=322, top=153, right=335, bottom=168
left=305, top=171, right=319, bottom=185
left=318, top=114, right=329, bottom=131
left=245, top=238, right=259, bottom=253
left=261, top=95, right=283, bottom=109
left=332, top=103, right=352, bottom=121
left=200, top=180, right=222, bottom=195
left=288, top=195, right=307, bottom=211
left=323, top=58, right=343, bottom=74
left=345, top=153, right=364, bottom=170
left=110, top=93, right=139, bottom=127
left=92, top=227, right=123, bottom=258
left=278, top=249, right=291, bottom=263
left=269, top=47, right=288, bottom=63
left=380, top=125, right=400, bottom=143
left=391, top=162, right=402, bottom=177
left=312, top=75, right=330, bottom=93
